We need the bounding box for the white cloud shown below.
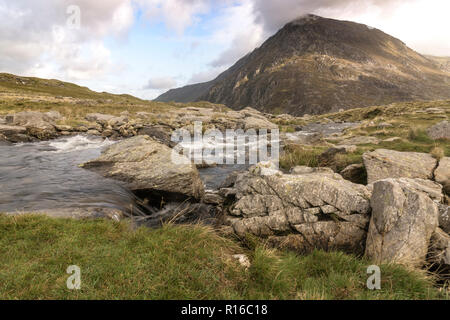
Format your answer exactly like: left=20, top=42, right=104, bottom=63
left=188, top=68, right=224, bottom=83
left=144, top=76, right=177, bottom=89
left=0, top=0, right=134, bottom=79
left=136, top=0, right=211, bottom=35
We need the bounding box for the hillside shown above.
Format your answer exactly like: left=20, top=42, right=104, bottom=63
left=156, top=15, right=450, bottom=116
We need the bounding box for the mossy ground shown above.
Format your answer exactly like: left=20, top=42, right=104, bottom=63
left=0, top=214, right=447, bottom=300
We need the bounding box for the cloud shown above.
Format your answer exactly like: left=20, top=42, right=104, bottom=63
left=188, top=68, right=224, bottom=83
left=0, top=0, right=134, bottom=79
left=136, top=0, right=211, bottom=35
left=144, top=76, right=177, bottom=89
left=251, top=0, right=407, bottom=34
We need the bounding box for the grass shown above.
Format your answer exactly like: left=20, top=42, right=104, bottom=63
left=0, top=214, right=447, bottom=300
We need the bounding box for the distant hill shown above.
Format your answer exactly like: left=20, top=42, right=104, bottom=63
left=156, top=15, right=450, bottom=116
left=0, top=73, right=146, bottom=104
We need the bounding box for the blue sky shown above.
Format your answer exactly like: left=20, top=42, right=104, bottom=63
left=1, top=0, right=449, bottom=100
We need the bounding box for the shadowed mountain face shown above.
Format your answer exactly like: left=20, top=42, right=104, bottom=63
left=156, top=15, right=450, bottom=116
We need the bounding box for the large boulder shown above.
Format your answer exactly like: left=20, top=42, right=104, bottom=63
left=365, top=178, right=439, bottom=267
left=427, top=120, right=450, bottom=140
left=81, top=136, right=204, bottom=200
left=363, top=149, right=437, bottom=184
left=226, top=164, right=371, bottom=254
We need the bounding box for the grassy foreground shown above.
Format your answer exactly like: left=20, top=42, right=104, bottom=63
left=0, top=215, right=447, bottom=300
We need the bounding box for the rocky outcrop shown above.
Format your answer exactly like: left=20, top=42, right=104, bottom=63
left=81, top=135, right=204, bottom=200
left=363, top=149, right=437, bottom=184
left=225, top=163, right=371, bottom=254
left=365, top=178, right=440, bottom=267
left=427, top=121, right=450, bottom=140
left=4, top=111, right=60, bottom=140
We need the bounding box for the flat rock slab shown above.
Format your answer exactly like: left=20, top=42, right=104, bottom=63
left=363, top=149, right=437, bottom=184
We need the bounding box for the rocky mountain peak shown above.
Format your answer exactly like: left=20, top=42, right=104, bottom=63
left=156, top=15, right=450, bottom=116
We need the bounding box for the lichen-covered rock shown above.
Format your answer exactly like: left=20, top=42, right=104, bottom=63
left=226, top=167, right=371, bottom=254
left=363, top=149, right=437, bottom=184
left=434, top=157, right=450, bottom=186
left=427, top=120, right=450, bottom=140
left=81, top=135, right=204, bottom=199
left=365, top=178, right=439, bottom=267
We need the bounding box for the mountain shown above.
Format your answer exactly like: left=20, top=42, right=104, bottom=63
left=156, top=14, right=450, bottom=116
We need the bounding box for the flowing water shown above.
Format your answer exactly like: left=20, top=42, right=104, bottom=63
left=0, top=135, right=248, bottom=213
left=0, top=135, right=139, bottom=213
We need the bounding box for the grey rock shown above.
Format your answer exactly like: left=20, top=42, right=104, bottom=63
left=434, top=157, right=450, bottom=186
left=363, top=149, right=437, bottom=184
left=81, top=135, right=204, bottom=199
left=228, top=167, right=371, bottom=254
left=340, top=136, right=379, bottom=145
left=427, top=120, right=450, bottom=140
left=365, top=178, right=439, bottom=267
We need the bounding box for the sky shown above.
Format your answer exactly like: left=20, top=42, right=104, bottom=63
left=0, top=0, right=449, bottom=100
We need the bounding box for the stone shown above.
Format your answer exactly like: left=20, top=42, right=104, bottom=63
left=242, top=116, right=278, bottom=131
left=203, top=191, right=225, bottom=205
left=228, top=167, right=371, bottom=254
left=81, top=135, right=204, bottom=200
left=138, top=125, right=175, bottom=147
left=232, top=254, right=251, bottom=269
left=365, top=178, right=439, bottom=267
left=434, top=157, right=450, bottom=186
left=363, top=149, right=437, bottom=184
left=0, top=124, right=29, bottom=142
left=339, top=136, right=379, bottom=145
left=5, top=111, right=57, bottom=139
left=290, top=166, right=334, bottom=175
left=283, top=132, right=323, bottom=145
left=427, top=120, right=450, bottom=140
left=85, top=113, right=115, bottom=124
left=382, top=137, right=402, bottom=142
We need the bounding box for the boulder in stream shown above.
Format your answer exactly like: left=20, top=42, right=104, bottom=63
left=81, top=135, right=204, bottom=200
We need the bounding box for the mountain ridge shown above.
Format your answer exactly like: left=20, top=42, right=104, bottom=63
left=156, top=15, right=450, bottom=116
